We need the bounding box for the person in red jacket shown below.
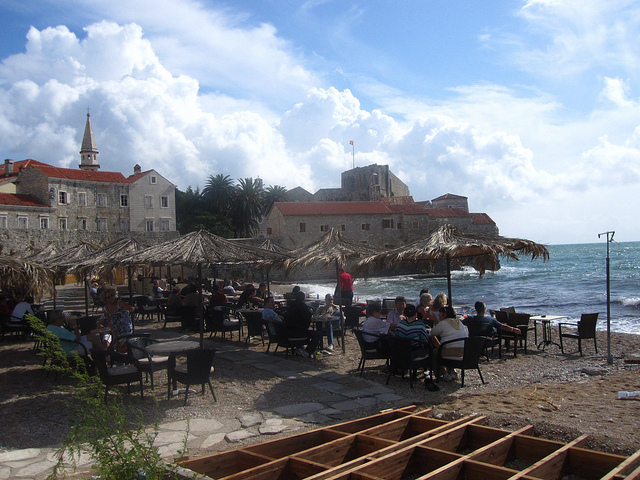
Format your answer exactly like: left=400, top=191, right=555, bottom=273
left=337, top=268, right=353, bottom=307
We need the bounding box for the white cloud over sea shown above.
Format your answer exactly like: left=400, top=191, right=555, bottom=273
left=1, top=0, right=640, bottom=244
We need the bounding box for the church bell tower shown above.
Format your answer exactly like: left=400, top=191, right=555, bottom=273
left=79, top=112, right=100, bottom=171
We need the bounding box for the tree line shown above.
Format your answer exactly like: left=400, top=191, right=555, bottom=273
left=176, top=174, right=288, bottom=238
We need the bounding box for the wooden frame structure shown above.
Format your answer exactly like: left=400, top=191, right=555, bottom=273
left=180, top=407, right=640, bottom=479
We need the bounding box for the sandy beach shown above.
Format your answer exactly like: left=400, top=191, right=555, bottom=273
left=1, top=291, right=639, bottom=478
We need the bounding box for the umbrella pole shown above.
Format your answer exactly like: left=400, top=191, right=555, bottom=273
left=128, top=266, right=133, bottom=302
left=198, top=263, right=204, bottom=348
left=335, top=261, right=345, bottom=354
left=84, top=273, right=90, bottom=317
left=446, top=256, right=452, bottom=306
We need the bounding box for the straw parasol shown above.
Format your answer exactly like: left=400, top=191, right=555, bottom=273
left=0, top=256, right=54, bottom=299
left=270, top=228, right=384, bottom=353
left=20, top=244, right=60, bottom=264
left=356, top=224, right=549, bottom=304
left=119, top=230, right=290, bottom=347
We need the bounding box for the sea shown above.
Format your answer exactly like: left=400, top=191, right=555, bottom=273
left=290, top=241, right=640, bottom=336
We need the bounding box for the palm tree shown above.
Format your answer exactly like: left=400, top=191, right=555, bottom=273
left=203, top=174, right=235, bottom=216
left=233, top=178, right=264, bottom=238
left=262, top=185, right=289, bottom=216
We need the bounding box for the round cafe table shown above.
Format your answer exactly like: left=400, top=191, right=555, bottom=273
left=145, top=340, right=200, bottom=356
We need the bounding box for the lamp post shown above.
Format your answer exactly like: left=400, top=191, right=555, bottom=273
left=598, top=230, right=615, bottom=365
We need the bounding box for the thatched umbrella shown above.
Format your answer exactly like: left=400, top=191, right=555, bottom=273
left=271, top=228, right=384, bottom=353
left=62, top=237, right=149, bottom=316
left=119, top=230, right=290, bottom=347
left=356, top=224, right=549, bottom=305
left=21, top=244, right=60, bottom=263
left=0, top=256, right=54, bottom=300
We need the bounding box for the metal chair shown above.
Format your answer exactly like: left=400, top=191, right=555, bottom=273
left=559, top=313, right=599, bottom=356
left=167, top=348, right=217, bottom=406
left=436, top=336, right=487, bottom=387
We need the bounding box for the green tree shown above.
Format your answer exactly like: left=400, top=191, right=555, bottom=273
left=175, top=186, right=204, bottom=234
left=233, top=178, right=264, bottom=238
left=202, top=174, right=235, bottom=216
left=262, top=185, right=289, bottom=217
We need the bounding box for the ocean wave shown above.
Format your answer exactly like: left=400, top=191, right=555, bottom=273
left=620, top=297, right=640, bottom=307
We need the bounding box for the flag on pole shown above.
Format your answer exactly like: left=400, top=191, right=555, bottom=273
left=349, top=140, right=354, bottom=145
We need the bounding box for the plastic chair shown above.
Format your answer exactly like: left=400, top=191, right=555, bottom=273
left=436, top=337, right=487, bottom=387
left=559, top=313, right=599, bottom=356
left=167, top=348, right=217, bottom=406
left=385, top=336, right=431, bottom=388
left=353, top=328, right=389, bottom=376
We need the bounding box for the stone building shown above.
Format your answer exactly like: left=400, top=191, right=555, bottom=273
left=0, top=114, right=177, bottom=255
left=265, top=164, right=497, bottom=250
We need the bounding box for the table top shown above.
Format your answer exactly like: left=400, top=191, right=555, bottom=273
left=238, top=308, right=264, bottom=314
left=145, top=340, right=200, bottom=355
left=530, top=315, right=569, bottom=322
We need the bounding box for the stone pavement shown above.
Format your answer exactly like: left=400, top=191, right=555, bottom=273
left=0, top=286, right=408, bottom=479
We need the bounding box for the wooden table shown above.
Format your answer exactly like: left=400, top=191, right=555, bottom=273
left=145, top=340, right=200, bottom=356
left=530, top=315, right=568, bottom=350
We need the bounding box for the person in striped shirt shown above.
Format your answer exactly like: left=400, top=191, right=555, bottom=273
left=392, top=304, right=430, bottom=359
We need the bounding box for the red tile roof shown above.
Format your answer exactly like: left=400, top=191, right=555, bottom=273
left=274, top=201, right=394, bottom=216
left=432, top=193, right=467, bottom=201
left=0, top=159, right=48, bottom=175
left=470, top=213, right=495, bottom=225
left=425, top=208, right=470, bottom=218
left=0, top=193, right=50, bottom=207
left=31, top=164, right=129, bottom=183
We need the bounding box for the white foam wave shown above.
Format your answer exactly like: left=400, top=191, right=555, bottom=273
left=620, top=297, right=640, bottom=307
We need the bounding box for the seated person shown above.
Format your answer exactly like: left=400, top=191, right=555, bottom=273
left=208, top=284, right=228, bottom=306
left=10, top=295, right=34, bottom=322
left=463, top=301, right=520, bottom=337
left=417, top=293, right=432, bottom=321
left=431, top=305, right=469, bottom=381
left=47, top=310, right=103, bottom=356
left=182, top=285, right=206, bottom=307
left=392, top=304, right=430, bottom=359
left=222, top=279, right=236, bottom=295
left=315, top=294, right=340, bottom=352
left=0, top=296, right=13, bottom=323
left=256, top=282, right=268, bottom=301
left=283, top=291, right=321, bottom=359
left=386, top=296, right=406, bottom=326
left=262, top=296, right=283, bottom=336
left=237, top=284, right=260, bottom=308
left=152, top=280, right=164, bottom=297
left=167, top=287, right=182, bottom=310
left=362, top=301, right=395, bottom=353
left=427, top=292, right=447, bottom=324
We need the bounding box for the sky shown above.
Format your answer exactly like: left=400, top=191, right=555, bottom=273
left=1, top=0, right=639, bottom=245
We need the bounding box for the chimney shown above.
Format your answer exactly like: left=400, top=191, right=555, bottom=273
left=134, top=164, right=141, bottom=175
left=4, top=159, right=14, bottom=174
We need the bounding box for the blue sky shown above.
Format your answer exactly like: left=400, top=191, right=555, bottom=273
left=1, top=0, right=639, bottom=245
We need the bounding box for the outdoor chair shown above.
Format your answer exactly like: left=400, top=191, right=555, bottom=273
left=436, top=336, right=487, bottom=387
left=343, top=305, right=364, bottom=328
left=240, top=310, right=265, bottom=345
left=1, top=316, right=29, bottom=342
left=272, top=321, right=307, bottom=358
left=386, top=336, right=431, bottom=388
left=205, top=306, right=241, bottom=342
left=90, top=347, right=144, bottom=402
left=90, top=291, right=104, bottom=312
left=162, top=305, right=183, bottom=330
left=496, top=311, right=530, bottom=357
left=353, top=328, right=389, bottom=376
left=167, top=348, right=217, bottom=406
left=126, top=336, right=169, bottom=389
left=559, top=313, right=599, bottom=356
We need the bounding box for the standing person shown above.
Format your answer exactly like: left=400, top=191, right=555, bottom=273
left=337, top=268, right=354, bottom=307
left=386, top=296, right=406, bottom=326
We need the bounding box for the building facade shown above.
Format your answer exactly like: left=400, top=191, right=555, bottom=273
left=266, top=164, right=498, bottom=250
left=0, top=114, right=177, bottom=255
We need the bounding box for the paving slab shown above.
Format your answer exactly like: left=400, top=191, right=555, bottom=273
left=259, top=424, right=289, bottom=435
left=238, top=413, right=263, bottom=428
left=274, top=402, right=325, bottom=417
left=225, top=430, right=258, bottom=443
left=199, top=433, right=226, bottom=450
